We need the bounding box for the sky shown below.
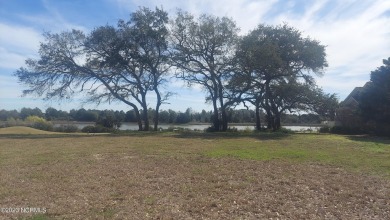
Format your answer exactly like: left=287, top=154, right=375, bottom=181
left=0, top=0, right=389, bottom=113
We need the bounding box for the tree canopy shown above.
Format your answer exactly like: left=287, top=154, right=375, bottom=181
left=15, top=7, right=170, bottom=131
left=359, top=57, right=390, bottom=135
left=236, top=24, right=329, bottom=130
left=170, top=11, right=240, bottom=131
left=15, top=7, right=334, bottom=131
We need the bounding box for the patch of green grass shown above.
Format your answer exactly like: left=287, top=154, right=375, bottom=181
left=144, top=196, right=157, bottom=205
left=206, top=134, right=390, bottom=177
left=101, top=208, right=116, bottom=218
left=1, top=132, right=389, bottom=179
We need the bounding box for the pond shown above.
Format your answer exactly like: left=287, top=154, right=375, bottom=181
left=55, top=122, right=320, bottom=132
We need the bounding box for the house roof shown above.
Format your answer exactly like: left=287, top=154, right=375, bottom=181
left=340, top=83, right=370, bottom=107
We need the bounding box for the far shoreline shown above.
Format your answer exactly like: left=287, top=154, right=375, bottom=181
left=51, top=120, right=323, bottom=127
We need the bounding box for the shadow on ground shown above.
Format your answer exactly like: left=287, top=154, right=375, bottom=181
left=346, top=135, right=390, bottom=145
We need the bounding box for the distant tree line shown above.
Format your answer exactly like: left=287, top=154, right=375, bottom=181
left=0, top=107, right=322, bottom=127
left=15, top=7, right=337, bottom=131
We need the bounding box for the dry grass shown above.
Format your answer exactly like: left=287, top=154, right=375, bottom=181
left=0, top=126, right=108, bottom=136
left=0, top=133, right=389, bottom=219
left=0, top=126, right=63, bottom=135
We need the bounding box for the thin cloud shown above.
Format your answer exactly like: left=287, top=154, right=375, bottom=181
left=41, top=0, right=88, bottom=32
left=0, top=48, right=28, bottom=69
left=0, top=75, right=20, bottom=97
left=0, top=23, right=42, bottom=69
left=316, top=74, right=368, bottom=97
left=262, top=0, right=390, bottom=98
left=115, top=0, right=278, bottom=33
left=0, top=23, right=42, bottom=52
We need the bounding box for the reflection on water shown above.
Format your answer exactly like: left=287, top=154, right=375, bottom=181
left=56, top=122, right=320, bottom=132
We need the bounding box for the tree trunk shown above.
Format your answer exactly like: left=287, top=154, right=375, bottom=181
left=141, top=93, right=149, bottom=131
left=126, top=104, right=143, bottom=131
left=142, top=108, right=149, bottom=131
left=154, top=107, right=160, bottom=131
left=218, top=81, right=227, bottom=132
left=212, top=98, right=220, bottom=131
left=221, top=107, right=228, bottom=131
left=263, top=100, right=273, bottom=130
left=269, top=114, right=275, bottom=130
left=275, top=112, right=281, bottom=130
left=264, top=81, right=274, bottom=130
left=255, top=100, right=262, bottom=131
left=265, top=82, right=280, bottom=131
left=270, top=101, right=280, bottom=131
left=265, top=107, right=275, bottom=130
left=134, top=108, right=143, bottom=131
left=154, top=88, right=162, bottom=131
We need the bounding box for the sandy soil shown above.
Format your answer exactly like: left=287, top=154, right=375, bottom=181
left=1, top=151, right=389, bottom=219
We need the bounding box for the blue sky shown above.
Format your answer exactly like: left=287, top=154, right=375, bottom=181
left=0, top=0, right=389, bottom=112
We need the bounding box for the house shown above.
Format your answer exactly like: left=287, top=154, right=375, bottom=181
left=340, top=86, right=364, bottom=108
left=335, top=83, right=370, bottom=127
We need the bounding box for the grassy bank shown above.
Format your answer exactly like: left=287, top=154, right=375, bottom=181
left=0, top=129, right=389, bottom=219
left=206, top=133, right=390, bottom=177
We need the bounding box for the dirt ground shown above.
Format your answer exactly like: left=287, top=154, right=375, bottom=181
left=1, top=147, right=389, bottom=219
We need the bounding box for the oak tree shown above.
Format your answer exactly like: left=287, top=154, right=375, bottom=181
left=237, top=24, right=328, bottom=130
left=15, top=7, right=170, bottom=131
left=170, top=11, right=240, bottom=131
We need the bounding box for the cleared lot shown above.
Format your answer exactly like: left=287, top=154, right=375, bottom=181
left=0, top=129, right=389, bottom=219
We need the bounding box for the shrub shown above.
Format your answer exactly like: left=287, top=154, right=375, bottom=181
left=25, top=115, right=46, bottom=123
left=278, top=127, right=295, bottom=134
left=227, top=127, right=238, bottom=132
left=25, top=116, right=53, bottom=131
left=166, top=126, right=191, bottom=132
left=319, top=126, right=331, bottom=133
left=243, top=126, right=253, bottom=133
left=5, top=117, right=17, bottom=126
left=31, top=121, right=53, bottom=131
left=81, top=125, right=114, bottom=133
left=3, top=117, right=26, bottom=127
left=330, top=126, right=365, bottom=135
left=96, top=115, right=121, bottom=129
left=373, top=124, right=390, bottom=137
left=205, top=126, right=216, bottom=132
left=54, top=125, right=79, bottom=133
